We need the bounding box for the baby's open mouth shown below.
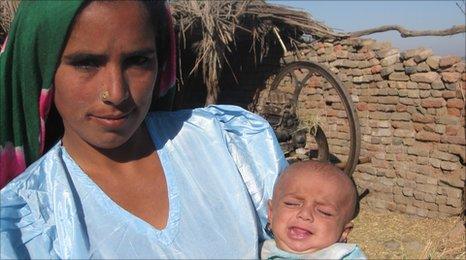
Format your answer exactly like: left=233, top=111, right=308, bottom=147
left=288, top=226, right=312, bottom=240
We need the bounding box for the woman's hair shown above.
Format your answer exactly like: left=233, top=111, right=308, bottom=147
left=45, top=0, right=171, bottom=152
left=143, top=0, right=170, bottom=90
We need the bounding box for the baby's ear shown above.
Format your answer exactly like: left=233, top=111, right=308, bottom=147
left=267, top=199, right=273, bottom=222
left=339, top=221, right=354, bottom=243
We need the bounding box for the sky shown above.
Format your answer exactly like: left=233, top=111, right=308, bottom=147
left=274, top=1, right=466, bottom=57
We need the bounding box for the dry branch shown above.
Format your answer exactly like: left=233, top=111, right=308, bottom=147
left=342, top=24, right=466, bottom=38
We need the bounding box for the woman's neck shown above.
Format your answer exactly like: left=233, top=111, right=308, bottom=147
left=62, top=125, right=156, bottom=176
left=62, top=123, right=169, bottom=229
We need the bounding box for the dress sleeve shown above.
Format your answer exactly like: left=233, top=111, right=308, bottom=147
left=205, top=105, right=288, bottom=240
left=0, top=187, right=55, bottom=259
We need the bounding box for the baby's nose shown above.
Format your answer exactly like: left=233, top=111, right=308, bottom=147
left=297, top=206, right=314, bottom=222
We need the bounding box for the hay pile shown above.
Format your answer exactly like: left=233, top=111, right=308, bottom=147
left=350, top=205, right=465, bottom=259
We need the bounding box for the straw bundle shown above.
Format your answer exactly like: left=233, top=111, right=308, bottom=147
left=171, top=0, right=335, bottom=104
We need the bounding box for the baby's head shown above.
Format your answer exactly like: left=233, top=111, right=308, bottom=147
left=267, top=160, right=359, bottom=254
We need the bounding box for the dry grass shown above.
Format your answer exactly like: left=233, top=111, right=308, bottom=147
left=349, top=205, right=465, bottom=259
left=0, top=1, right=19, bottom=31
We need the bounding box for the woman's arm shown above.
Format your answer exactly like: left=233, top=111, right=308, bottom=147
left=206, top=104, right=288, bottom=240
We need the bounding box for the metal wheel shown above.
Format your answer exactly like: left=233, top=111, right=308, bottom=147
left=256, top=61, right=360, bottom=176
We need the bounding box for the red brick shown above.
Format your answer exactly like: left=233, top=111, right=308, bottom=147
left=441, top=72, right=461, bottom=83
left=416, top=131, right=441, bottom=142
left=445, top=125, right=459, bottom=136
left=435, top=115, right=460, bottom=125
left=453, top=62, right=465, bottom=73
left=412, top=113, right=435, bottom=123
left=378, top=96, right=399, bottom=104
left=441, top=135, right=466, bottom=145
left=403, top=58, right=417, bottom=67
left=313, top=42, right=324, bottom=49
left=396, top=104, right=407, bottom=112
left=333, top=44, right=343, bottom=52
left=364, top=51, right=376, bottom=60
left=422, top=124, right=436, bottom=132
left=391, top=121, right=412, bottom=129
left=394, top=129, right=415, bottom=138
left=371, top=158, right=391, bottom=169
left=410, top=72, right=440, bottom=83
left=447, top=108, right=461, bottom=117
left=391, top=112, right=411, bottom=121
left=356, top=102, right=368, bottom=111
left=370, top=64, right=382, bottom=74
left=413, top=123, right=424, bottom=131
left=446, top=98, right=464, bottom=109
left=420, top=98, right=445, bottom=108
left=366, top=104, right=377, bottom=112
left=447, top=145, right=466, bottom=162
left=439, top=205, right=462, bottom=215
left=442, top=91, right=457, bottom=99
left=439, top=56, right=461, bottom=68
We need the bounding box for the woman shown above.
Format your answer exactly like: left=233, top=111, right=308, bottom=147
left=0, top=1, right=286, bottom=258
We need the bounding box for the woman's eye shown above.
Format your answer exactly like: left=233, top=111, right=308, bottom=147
left=71, top=59, right=99, bottom=69
left=71, top=59, right=100, bottom=70
left=126, top=56, right=153, bottom=67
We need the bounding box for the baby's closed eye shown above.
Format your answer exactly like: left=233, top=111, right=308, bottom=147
left=316, top=207, right=335, bottom=217
left=283, top=200, right=302, bottom=207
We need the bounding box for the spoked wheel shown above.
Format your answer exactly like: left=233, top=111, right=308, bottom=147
left=254, top=61, right=360, bottom=176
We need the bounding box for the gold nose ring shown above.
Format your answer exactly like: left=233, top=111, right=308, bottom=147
left=100, top=90, right=110, bottom=101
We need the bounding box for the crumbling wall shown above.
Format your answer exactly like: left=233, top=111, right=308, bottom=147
left=279, top=38, right=465, bottom=218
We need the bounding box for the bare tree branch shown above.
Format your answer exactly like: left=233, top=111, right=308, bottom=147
left=340, top=24, right=466, bottom=38
left=457, top=0, right=465, bottom=15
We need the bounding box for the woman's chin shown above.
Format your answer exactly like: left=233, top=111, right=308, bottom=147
left=90, top=136, right=133, bottom=151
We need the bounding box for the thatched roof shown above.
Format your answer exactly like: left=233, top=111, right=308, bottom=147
left=171, top=0, right=336, bottom=104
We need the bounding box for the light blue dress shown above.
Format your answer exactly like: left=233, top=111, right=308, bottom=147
left=1, top=105, right=287, bottom=259
left=261, top=239, right=367, bottom=259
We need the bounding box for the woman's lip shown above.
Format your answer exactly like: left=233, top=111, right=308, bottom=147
left=287, top=226, right=312, bottom=240
left=89, top=113, right=130, bottom=128
left=94, top=114, right=128, bottom=120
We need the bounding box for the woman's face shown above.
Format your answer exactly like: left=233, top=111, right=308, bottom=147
left=54, top=1, right=158, bottom=150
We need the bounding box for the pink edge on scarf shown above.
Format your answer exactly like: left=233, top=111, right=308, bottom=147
left=158, top=3, right=176, bottom=97
left=39, top=88, right=54, bottom=154
left=0, top=143, right=26, bottom=189
left=0, top=35, right=7, bottom=54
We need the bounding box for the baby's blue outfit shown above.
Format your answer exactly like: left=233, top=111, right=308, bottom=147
left=261, top=239, right=366, bottom=259
left=1, top=105, right=287, bottom=259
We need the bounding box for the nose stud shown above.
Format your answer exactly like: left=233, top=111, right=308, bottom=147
left=100, top=90, right=110, bottom=101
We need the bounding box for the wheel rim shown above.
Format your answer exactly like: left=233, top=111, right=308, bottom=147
left=260, top=61, right=361, bottom=176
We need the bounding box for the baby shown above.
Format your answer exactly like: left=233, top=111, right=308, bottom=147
left=262, top=160, right=366, bottom=259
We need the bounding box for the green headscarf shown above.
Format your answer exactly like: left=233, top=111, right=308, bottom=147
left=0, top=1, right=84, bottom=187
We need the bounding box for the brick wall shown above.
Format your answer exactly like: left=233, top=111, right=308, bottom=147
left=271, top=38, right=465, bottom=218
left=180, top=37, right=465, bottom=218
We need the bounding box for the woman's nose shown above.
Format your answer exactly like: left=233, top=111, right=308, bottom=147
left=297, top=206, right=314, bottom=222
left=102, top=65, right=129, bottom=105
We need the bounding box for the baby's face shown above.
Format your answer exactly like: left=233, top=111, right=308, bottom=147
left=268, top=167, right=354, bottom=254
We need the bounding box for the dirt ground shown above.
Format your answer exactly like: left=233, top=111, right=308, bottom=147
left=348, top=205, right=465, bottom=259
